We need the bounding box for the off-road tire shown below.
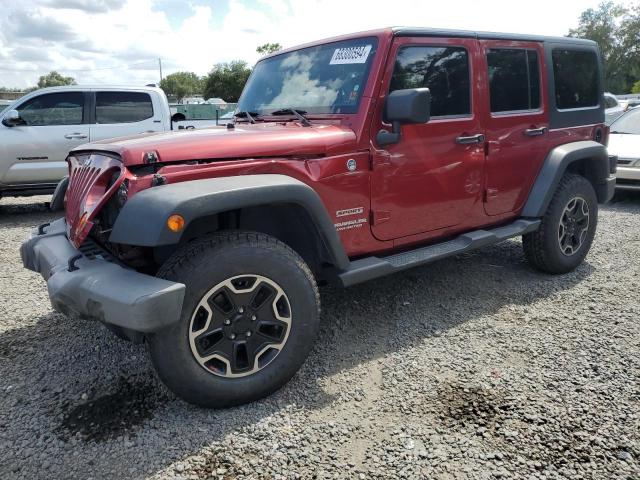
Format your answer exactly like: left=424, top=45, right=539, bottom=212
left=148, top=231, right=320, bottom=408
left=523, top=173, right=597, bottom=274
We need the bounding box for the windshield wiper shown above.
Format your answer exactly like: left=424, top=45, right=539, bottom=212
left=234, top=111, right=260, bottom=124
left=270, top=108, right=311, bottom=127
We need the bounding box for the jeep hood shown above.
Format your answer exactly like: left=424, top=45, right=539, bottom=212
left=72, top=123, right=357, bottom=166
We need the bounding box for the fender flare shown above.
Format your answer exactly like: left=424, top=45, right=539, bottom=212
left=522, top=140, right=611, bottom=218
left=109, top=174, right=350, bottom=270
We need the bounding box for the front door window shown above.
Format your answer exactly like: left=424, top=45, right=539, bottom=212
left=17, top=92, right=84, bottom=126
left=390, top=46, right=471, bottom=118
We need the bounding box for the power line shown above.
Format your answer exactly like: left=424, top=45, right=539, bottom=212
left=0, top=59, right=160, bottom=73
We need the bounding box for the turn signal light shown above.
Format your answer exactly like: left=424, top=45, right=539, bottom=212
left=78, top=212, right=89, bottom=232
left=167, top=214, right=185, bottom=232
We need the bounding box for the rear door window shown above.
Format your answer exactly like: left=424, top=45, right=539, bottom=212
left=389, top=46, right=471, bottom=117
left=487, top=49, right=540, bottom=113
left=17, top=92, right=84, bottom=126
left=95, top=91, right=154, bottom=124
left=552, top=49, right=599, bottom=109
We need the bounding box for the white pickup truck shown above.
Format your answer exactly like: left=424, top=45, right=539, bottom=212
left=0, top=85, right=221, bottom=199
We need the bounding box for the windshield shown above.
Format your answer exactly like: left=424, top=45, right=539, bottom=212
left=237, top=37, right=378, bottom=115
left=610, top=108, right=640, bottom=135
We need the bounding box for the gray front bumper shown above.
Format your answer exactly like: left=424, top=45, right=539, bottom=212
left=20, top=218, right=185, bottom=332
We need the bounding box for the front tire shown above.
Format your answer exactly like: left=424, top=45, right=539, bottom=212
left=523, top=173, right=598, bottom=274
left=148, top=232, right=320, bottom=408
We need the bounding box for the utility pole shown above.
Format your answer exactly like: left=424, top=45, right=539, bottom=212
left=158, top=58, right=163, bottom=84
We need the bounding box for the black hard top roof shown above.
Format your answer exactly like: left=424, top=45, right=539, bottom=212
left=392, top=27, right=597, bottom=46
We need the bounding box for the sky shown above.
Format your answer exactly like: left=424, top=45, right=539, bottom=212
left=0, top=0, right=606, bottom=89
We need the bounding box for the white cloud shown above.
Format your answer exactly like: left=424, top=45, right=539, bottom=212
left=0, top=0, right=603, bottom=89
left=42, top=0, right=127, bottom=13
left=266, top=52, right=340, bottom=109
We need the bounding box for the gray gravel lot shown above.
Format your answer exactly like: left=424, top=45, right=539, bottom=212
left=0, top=194, right=639, bottom=480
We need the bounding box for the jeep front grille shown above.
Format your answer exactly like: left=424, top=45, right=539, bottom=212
left=66, top=166, right=102, bottom=218
left=65, top=153, right=123, bottom=247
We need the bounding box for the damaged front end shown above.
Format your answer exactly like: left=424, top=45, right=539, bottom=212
left=64, top=152, right=158, bottom=270
left=65, top=153, right=125, bottom=248
left=20, top=152, right=186, bottom=334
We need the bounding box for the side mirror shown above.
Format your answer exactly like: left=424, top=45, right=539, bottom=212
left=376, top=88, right=431, bottom=146
left=2, top=110, right=23, bottom=127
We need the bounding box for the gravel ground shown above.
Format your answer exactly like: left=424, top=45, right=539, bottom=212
left=0, top=194, right=639, bottom=480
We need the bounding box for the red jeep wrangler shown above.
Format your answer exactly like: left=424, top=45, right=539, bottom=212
left=22, top=28, right=615, bottom=408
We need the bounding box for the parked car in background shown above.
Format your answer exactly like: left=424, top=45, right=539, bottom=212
left=22, top=27, right=614, bottom=408
left=624, top=98, right=640, bottom=111
left=0, top=85, right=219, bottom=199
left=608, top=108, right=640, bottom=190
left=605, top=92, right=625, bottom=124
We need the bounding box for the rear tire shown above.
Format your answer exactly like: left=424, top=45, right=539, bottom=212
left=148, top=232, right=320, bottom=408
left=523, top=173, right=597, bottom=274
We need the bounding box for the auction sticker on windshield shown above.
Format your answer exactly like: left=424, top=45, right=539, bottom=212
left=330, top=45, right=372, bottom=65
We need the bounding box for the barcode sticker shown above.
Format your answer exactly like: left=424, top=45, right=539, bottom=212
left=329, top=45, right=372, bottom=65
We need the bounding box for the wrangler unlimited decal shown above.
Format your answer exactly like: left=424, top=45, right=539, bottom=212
left=335, top=217, right=367, bottom=231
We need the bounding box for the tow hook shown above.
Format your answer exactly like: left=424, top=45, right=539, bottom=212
left=67, top=254, right=82, bottom=272
left=37, top=223, right=50, bottom=235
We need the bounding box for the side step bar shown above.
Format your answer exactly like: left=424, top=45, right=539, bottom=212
left=336, top=219, right=540, bottom=287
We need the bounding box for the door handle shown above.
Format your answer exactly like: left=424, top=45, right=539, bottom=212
left=455, top=134, right=485, bottom=145
left=64, top=133, right=88, bottom=140
left=524, top=127, right=547, bottom=137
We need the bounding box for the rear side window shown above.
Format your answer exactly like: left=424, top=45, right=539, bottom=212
left=95, top=92, right=153, bottom=124
left=604, top=95, right=618, bottom=108
left=487, top=49, right=540, bottom=113
left=552, top=49, right=599, bottom=109
left=390, top=46, right=471, bottom=117
left=17, top=92, right=84, bottom=126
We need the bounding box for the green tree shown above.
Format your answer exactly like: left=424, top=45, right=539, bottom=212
left=569, top=2, right=640, bottom=93
left=256, top=43, right=282, bottom=56
left=160, top=71, right=203, bottom=102
left=632, top=80, right=640, bottom=94
left=37, top=71, right=76, bottom=88
left=203, top=61, right=252, bottom=102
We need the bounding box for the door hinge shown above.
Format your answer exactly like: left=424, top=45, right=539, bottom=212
left=371, top=210, right=391, bottom=225
left=485, top=188, right=499, bottom=202
left=371, top=151, right=392, bottom=170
